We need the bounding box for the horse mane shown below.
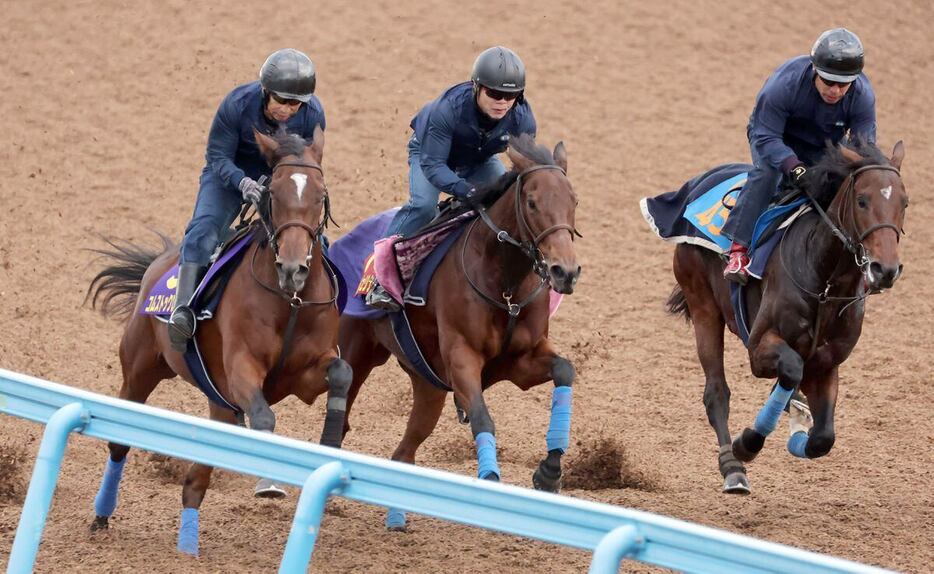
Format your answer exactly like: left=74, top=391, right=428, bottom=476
left=474, top=134, right=557, bottom=206
left=803, top=138, right=890, bottom=206
left=268, top=126, right=313, bottom=164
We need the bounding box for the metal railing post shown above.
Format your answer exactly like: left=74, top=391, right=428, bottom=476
left=8, top=402, right=87, bottom=574
left=588, top=524, right=641, bottom=574
left=278, top=461, right=347, bottom=573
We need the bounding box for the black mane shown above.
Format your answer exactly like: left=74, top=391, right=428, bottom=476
left=269, top=126, right=314, bottom=164
left=803, top=138, right=890, bottom=206
left=474, top=134, right=557, bottom=206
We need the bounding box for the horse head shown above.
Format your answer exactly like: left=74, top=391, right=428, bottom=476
left=254, top=125, right=327, bottom=294
left=825, top=140, right=907, bottom=291
left=504, top=134, right=581, bottom=294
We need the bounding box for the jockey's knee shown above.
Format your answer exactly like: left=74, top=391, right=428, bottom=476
left=805, top=429, right=835, bottom=458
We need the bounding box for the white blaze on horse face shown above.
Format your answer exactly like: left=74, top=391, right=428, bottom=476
left=291, top=173, right=308, bottom=202
left=880, top=185, right=892, bottom=200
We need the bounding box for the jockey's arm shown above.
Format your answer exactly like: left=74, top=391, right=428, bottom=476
left=205, top=95, right=247, bottom=190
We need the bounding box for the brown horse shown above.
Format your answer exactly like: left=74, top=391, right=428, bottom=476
left=338, top=135, right=580, bottom=530
left=85, top=126, right=352, bottom=554
left=666, top=140, right=907, bottom=494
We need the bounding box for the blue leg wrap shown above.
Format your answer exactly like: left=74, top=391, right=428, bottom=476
left=385, top=508, right=407, bottom=530
left=475, top=432, right=500, bottom=480
left=787, top=431, right=809, bottom=458
left=545, top=386, right=573, bottom=453
left=177, top=507, right=200, bottom=556
left=753, top=385, right=794, bottom=437
left=93, top=457, right=126, bottom=517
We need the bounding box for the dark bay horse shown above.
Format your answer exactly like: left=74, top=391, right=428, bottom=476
left=666, top=141, right=907, bottom=494
left=85, top=126, right=352, bottom=554
left=339, top=135, right=581, bottom=530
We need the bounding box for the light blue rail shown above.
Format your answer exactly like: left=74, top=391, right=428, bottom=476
left=0, top=369, right=891, bottom=573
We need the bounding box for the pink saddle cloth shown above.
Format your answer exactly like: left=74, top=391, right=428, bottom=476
left=366, top=215, right=563, bottom=317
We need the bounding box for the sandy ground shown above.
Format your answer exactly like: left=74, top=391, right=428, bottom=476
left=1, top=1, right=933, bottom=572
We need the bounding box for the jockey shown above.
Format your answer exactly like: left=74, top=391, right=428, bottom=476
left=366, top=46, right=537, bottom=309
left=167, top=48, right=326, bottom=352
left=722, top=28, right=876, bottom=284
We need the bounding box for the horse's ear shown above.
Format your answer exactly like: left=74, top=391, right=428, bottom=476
left=253, top=128, right=279, bottom=166
left=890, top=140, right=905, bottom=170
left=839, top=143, right=863, bottom=165
left=553, top=141, right=567, bottom=173
left=308, top=124, right=325, bottom=164
left=507, top=140, right=534, bottom=172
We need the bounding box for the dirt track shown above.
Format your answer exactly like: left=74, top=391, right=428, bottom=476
left=1, top=1, right=933, bottom=572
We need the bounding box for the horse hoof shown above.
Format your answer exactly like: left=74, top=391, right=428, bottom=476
left=721, top=472, right=751, bottom=495
left=732, top=429, right=763, bottom=463
left=385, top=508, right=407, bottom=531
left=532, top=466, right=562, bottom=494
left=254, top=478, right=287, bottom=499
left=89, top=515, right=110, bottom=532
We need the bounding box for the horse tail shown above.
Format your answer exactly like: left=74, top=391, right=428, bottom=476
left=665, top=284, right=691, bottom=322
left=85, top=233, right=175, bottom=319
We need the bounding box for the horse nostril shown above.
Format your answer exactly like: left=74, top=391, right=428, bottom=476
left=869, top=262, right=884, bottom=281
left=550, top=264, right=566, bottom=279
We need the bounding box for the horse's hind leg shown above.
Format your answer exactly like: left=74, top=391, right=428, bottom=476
left=176, top=402, right=238, bottom=556
left=91, top=317, right=174, bottom=531
left=675, top=253, right=749, bottom=494
left=336, top=316, right=391, bottom=442
left=384, top=372, right=447, bottom=532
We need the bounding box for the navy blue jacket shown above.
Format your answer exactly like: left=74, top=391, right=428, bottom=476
left=204, top=81, right=326, bottom=190
left=747, top=56, right=876, bottom=171
left=411, top=82, right=536, bottom=199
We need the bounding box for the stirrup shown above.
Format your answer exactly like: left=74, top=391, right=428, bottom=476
left=365, top=284, right=401, bottom=311
left=168, top=307, right=196, bottom=351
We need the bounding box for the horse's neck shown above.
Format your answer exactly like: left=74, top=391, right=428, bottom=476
left=478, top=189, right=535, bottom=290
left=800, top=208, right=862, bottom=293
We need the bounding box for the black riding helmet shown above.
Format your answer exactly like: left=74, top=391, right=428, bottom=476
left=259, top=48, right=316, bottom=103
left=471, top=46, right=526, bottom=100
left=811, top=28, right=864, bottom=83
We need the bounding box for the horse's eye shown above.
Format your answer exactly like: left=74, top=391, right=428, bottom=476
left=527, top=199, right=537, bottom=210
left=857, top=195, right=869, bottom=209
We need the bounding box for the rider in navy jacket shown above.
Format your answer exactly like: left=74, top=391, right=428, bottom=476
left=367, top=46, right=537, bottom=310
left=410, top=81, right=537, bottom=202
left=168, top=48, right=326, bottom=352
left=722, top=28, right=876, bottom=284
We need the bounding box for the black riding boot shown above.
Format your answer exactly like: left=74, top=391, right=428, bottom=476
left=168, top=263, right=206, bottom=353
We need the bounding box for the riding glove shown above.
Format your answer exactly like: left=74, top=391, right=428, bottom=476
left=239, top=177, right=263, bottom=204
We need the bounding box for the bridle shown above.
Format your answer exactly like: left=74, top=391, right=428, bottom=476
left=779, top=163, right=903, bottom=358
left=462, top=164, right=580, bottom=351
left=247, top=158, right=341, bottom=391
left=250, top=159, right=339, bottom=308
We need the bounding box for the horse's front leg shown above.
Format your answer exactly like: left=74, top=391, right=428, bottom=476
left=445, top=339, right=500, bottom=481
left=177, top=402, right=239, bottom=556
left=508, top=341, right=574, bottom=493
left=789, top=367, right=838, bottom=458
left=224, top=348, right=284, bottom=498
left=734, top=332, right=804, bottom=462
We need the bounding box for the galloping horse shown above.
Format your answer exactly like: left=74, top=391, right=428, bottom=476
left=338, top=135, right=581, bottom=530
left=665, top=140, right=907, bottom=494
left=85, top=126, right=352, bottom=554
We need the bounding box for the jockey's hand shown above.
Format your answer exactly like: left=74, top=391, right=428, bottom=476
left=464, top=187, right=484, bottom=208
left=239, top=177, right=263, bottom=204
left=789, top=163, right=807, bottom=186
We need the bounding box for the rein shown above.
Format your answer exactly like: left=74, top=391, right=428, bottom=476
left=462, top=164, right=578, bottom=353
left=779, top=163, right=902, bottom=358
